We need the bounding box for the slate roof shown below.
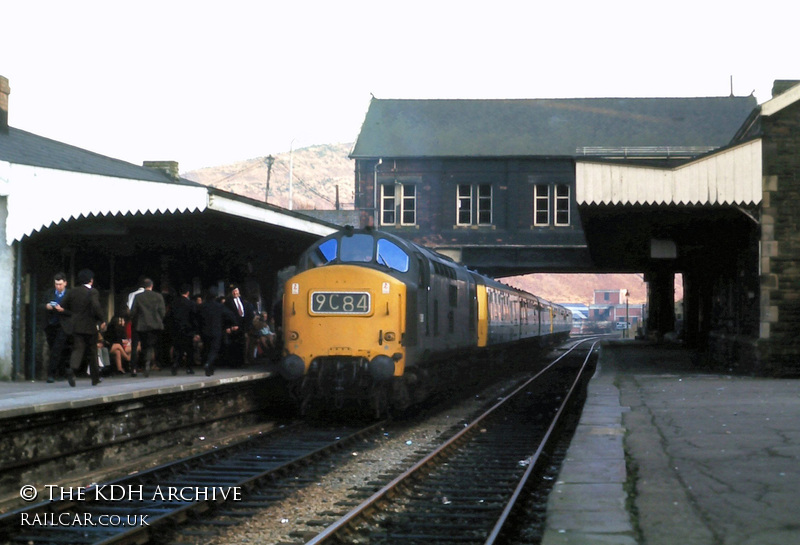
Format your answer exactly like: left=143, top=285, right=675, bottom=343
left=0, top=127, right=201, bottom=186
left=350, top=96, right=758, bottom=159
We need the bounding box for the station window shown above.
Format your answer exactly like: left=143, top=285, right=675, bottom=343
left=381, top=185, right=396, bottom=225
left=401, top=184, right=416, bottom=225
left=478, top=185, right=492, bottom=224
left=534, top=185, right=550, bottom=226
left=533, top=184, right=571, bottom=227
left=555, top=184, right=570, bottom=226
left=457, top=184, right=492, bottom=226
left=457, top=185, right=472, bottom=225
left=381, top=183, right=416, bottom=226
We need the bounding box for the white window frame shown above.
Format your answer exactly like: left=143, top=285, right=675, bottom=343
left=477, top=184, right=492, bottom=225
left=555, top=184, right=570, bottom=226
left=457, top=184, right=472, bottom=225
left=381, top=183, right=416, bottom=226
left=400, top=183, right=416, bottom=226
left=534, top=184, right=550, bottom=226
left=380, top=184, right=396, bottom=226
left=457, top=183, right=493, bottom=226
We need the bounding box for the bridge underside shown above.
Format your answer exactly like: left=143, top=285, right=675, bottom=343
left=578, top=203, right=760, bottom=347
left=458, top=202, right=760, bottom=361
left=577, top=204, right=757, bottom=273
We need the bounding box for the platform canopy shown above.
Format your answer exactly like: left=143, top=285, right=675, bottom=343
left=0, top=161, right=209, bottom=244
left=0, top=127, right=336, bottom=245
left=576, top=139, right=762, bottom=206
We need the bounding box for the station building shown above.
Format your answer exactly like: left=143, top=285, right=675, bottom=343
left=350, top=82, right=800, bottom=376
left=0, top=75, right=337, bottom=380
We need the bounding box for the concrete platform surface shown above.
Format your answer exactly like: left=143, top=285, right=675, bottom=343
left=0, top=365, right=274, bottom=419
left=543, top=340, right=800, bottom=545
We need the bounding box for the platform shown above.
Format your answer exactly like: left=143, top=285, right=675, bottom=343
left=0, top=364, right=275, bottom=419
left=542, top=340, right=800, bottom=544
left=0, top=363, right=282, bottom=512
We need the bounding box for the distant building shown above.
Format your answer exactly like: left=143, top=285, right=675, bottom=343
left=561, top=303, right=589, bottom=334
left=588, top=289, right=645, bottom=330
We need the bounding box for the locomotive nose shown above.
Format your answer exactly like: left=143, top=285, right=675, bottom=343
left=280, top=354, right=306, bottom=380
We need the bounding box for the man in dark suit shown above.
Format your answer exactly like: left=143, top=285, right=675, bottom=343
left=224, top=284, right=254, bottom=367
left=198, top=290, right=236, bottom=376
left=60, top=269, right=106, bottom=386
left=130, top=278, right=166, bottom=377
left=43, top=272, right=69, bottom=383
left=171, top=283, right=198, bottom=375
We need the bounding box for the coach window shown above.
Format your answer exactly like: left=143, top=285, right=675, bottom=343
left=555, top=184, right=570, bottom=226
left=534, top=185, right=549, bottom=226
left=376, top=239, right=409, bottom=272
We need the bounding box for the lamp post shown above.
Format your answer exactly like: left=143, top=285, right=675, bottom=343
left=288, top=139, right=295, bottom=210
left=624, top=289, right=630, bottom=339
left=264, top=155, right=274, bottom=203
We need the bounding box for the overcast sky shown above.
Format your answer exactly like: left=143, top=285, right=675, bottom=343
left=3, top=1, right=796, bottom=172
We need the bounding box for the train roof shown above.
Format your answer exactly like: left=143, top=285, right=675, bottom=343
left=302, top=227, right=570, bottom=314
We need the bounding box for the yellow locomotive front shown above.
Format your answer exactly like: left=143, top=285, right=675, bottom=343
left=281, top=262, right=407, bottom=411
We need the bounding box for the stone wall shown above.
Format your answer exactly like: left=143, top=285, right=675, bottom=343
left=0, top=377, right=278, bottom=507
left=759, top=100, right=800, bottom=376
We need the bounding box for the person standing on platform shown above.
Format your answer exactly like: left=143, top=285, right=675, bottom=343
left=60, top=269, right=106, bottom=386
left=43, top=272, right=69, bottom=383
left=224, top=284, right=254, bottom=367
left=126, top=279, right=145, bottom=376
left=198, top=289, right=237, bottom=376
left=130, top=278, right=166, bottom=377
left=171, top=283, right=199, bottom=375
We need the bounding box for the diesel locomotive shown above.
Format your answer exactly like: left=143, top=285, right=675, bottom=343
left=280, top=227, right=571, bottom=415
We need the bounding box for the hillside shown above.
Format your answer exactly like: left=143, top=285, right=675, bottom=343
left=504, top=273, right=651, bottom=306
left=183, top=142, right=355, bottom=210
left=183, top=145, right=683, bottom=306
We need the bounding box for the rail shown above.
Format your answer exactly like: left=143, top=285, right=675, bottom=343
left=306, top=337, right=601, bottom=544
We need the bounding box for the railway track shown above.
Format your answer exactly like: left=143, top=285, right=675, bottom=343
left=305, top=338, right=600, bottom=545
left=1, top=338, right=599, bottom=545
left=0, top=421, right=384, bottom=545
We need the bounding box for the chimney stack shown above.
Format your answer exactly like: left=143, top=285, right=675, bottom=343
left=143, top=160, right=180, bottom=180
left=0, top=75, right=9, bottom=133
left=772, top=80, right=800, bottom=98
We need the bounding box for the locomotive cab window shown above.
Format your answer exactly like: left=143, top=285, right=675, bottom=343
left=340, top=234, right=374, bottom=263
left=376, top=239, right=409, bottom=272
left=307, top=238, right=338, bottom=268
left=317, top=239, right=338, bottom=264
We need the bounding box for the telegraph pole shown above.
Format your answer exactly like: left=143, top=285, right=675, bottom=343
left=288, top=139, right=295, bottom=210
left=264, top=155, right=274, bottom=203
